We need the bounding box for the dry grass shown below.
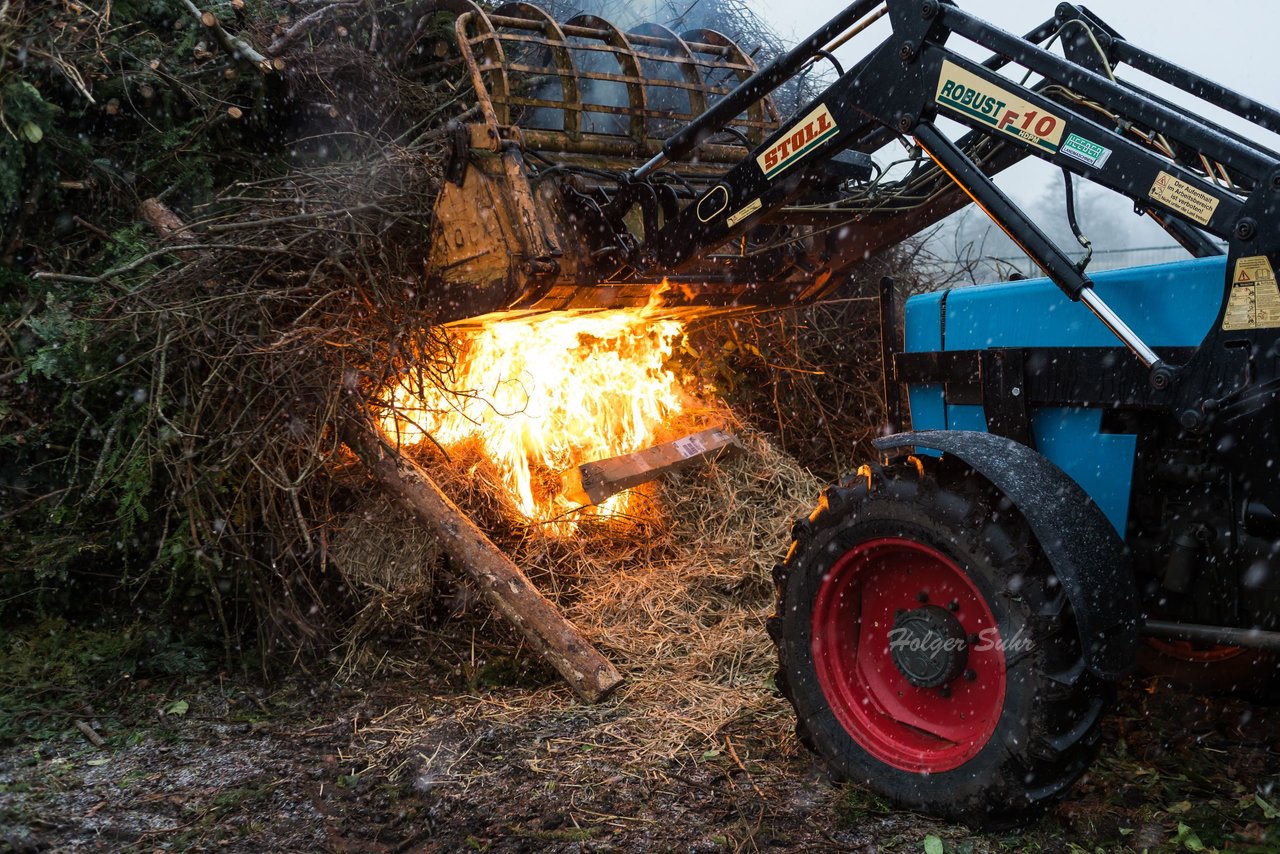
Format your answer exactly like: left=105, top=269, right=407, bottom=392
left=334, top=407, right=824, bottom=771
left=329, top=496, right=442, bottom=641
left=564, top=425, right=818, bottom=756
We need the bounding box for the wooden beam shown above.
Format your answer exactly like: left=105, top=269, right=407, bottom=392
left=561, top=425, right=738, bottom=506
left=341, top=416, right=623, bottom=703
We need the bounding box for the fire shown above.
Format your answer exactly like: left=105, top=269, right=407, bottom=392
left=381, top=307, right=689, bottom=529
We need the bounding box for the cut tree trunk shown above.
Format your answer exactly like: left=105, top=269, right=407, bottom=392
left=341, top=416, right=623, bottom=703
left=139, top=198, right=196, bottom=244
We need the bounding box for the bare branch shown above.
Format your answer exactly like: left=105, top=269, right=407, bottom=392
left=180, top=0, right=272, bottom=72
left=267, top=2, right=359, bottom=57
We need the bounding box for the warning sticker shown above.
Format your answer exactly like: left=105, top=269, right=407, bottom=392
left=935, top=60, right=1065, bottom=152
left=1223, top=255, right=1280, bottom=330
left=726, top=197, right=762, bottom=228
left=1149, top=171, right=1220, bottom=225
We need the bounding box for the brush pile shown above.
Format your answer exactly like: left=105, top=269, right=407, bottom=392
left=1, top=0, right=892, bottom=699
left=2, top=0, right=483, bottom=652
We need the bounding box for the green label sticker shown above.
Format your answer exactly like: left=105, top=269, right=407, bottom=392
left=1061, top=133, right=1112, bottom=169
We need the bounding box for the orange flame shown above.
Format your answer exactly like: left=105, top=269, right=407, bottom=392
left=381, top=307, right=689, bottom=529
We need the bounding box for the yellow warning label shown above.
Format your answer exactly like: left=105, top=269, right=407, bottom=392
left=1223, top=255, right=1280, bottom=330
left=1149, top=171, right=1220, bottom=225
left=726, top=197, right=762, bottom=228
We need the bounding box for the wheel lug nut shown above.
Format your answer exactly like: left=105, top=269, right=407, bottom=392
left=964, top=669, right=977, bottom=681
left=916, top=591, right=929, bottom=603
left=939, top=686, right=951, bottom=698
left=948, top=600, right=959, bottom=612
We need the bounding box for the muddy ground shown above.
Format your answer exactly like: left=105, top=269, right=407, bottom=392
left=2, top=627, right=1279, bottom=853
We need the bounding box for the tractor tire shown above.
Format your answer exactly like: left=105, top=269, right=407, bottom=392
left=769, top=457, right=1109, bottom=828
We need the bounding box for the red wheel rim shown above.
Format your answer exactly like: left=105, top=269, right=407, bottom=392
left=811, top=537, right=1007, bottom=773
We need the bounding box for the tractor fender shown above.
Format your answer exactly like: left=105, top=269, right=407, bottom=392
left=873, top=430, right=1139, bottom=680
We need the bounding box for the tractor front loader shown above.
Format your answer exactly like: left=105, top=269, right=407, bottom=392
left=423, top=0, right=1280, bottom=828
left=427, top=1, right=831, bottom=324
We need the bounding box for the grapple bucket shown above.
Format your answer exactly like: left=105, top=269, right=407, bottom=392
left=461, top=3, right=776, bottom=159
left=428, top=2, right=800, bottom=324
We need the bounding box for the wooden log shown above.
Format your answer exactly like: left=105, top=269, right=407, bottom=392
left=139, top=198, right=196, bottom=244
left=341, top=417, right=623, bottom=703
left=139, top=198, right=197, bottom=262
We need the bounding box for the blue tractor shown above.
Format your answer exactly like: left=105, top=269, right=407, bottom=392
left=773, top=254, right=1280, bottom=825
left=456, top=0, right=1280, bottom=825
left=621, top=0, right=1280, bottom=827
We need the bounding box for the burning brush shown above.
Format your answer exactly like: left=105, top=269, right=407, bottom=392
left=352, top=301, right=743, bottom=702
left=379, top=303, right=729, bottom=533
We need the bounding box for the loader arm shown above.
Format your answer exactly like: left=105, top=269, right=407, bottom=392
left=632, top=0, right=1280, bottom=392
